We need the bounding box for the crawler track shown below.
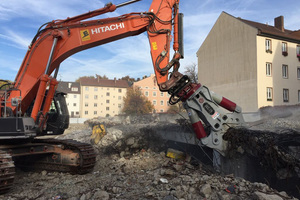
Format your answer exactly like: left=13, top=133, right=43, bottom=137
left=15, top=139, right=96, bottom=174
left=0, top=151, right=15, bottom=194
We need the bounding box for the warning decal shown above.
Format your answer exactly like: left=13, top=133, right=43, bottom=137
left=80, top=29, right=91, bottom=41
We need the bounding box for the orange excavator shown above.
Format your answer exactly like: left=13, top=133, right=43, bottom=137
left=0, top=0, right=244, bottom=193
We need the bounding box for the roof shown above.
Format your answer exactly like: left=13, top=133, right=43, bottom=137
left=57, top=81, right=81, bottom=94
left=238, top=17, right=300, bottom=43
left=79, top=78, right=130, bottom=88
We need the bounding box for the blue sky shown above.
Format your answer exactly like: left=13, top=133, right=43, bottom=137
left=0, top=0, right=299, bottom=82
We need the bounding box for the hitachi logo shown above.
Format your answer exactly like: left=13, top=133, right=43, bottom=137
left=91, top=23, right=125, bottom=34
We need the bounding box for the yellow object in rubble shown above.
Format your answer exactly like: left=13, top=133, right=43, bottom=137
left=166, top=148, right=186, bottom=160
left=91, top=124, right=106, bottom=144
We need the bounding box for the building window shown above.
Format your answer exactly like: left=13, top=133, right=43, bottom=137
left=71, top=87, right=78, bottom=92
left=297, top=67, right=300, bottom=79
left=160, top=92, right=164, bottom=97
left=85, top=86, right=89, bottom=91
left=160, top=109, right=164, bottom=112
left=106, top=92, right=110, bottom=96
left=94, top=103, right=97, bottom=107
left=266, top=62, right=272, bottom=76
left=283, top=89, right=289, bottom=102
left=106, top=100, right=110, bottom=104
left=85, top=103, right=88, bottom=107
left=76, top=111, right=79, bottom=115
left=153, top=91, right=157, bottom=97
left=265, top=39, right=272, bottom=53
left=84, top=111, right=88, bottom=115
left=160, top=100, right=164, bottom=106
left=118, top=96, right=122, bottom=100
left=73, top=94, right=77, bottom=98
left=267, top=87, right=273, bottom=101
left=118, top=104, right=121, bottom=108
left=153, top=100, right=157, bottom=105
left=94, top=95, right=98, bottom=99
left=282, top=65, right=288, bottom=78
left=94, top=111, right=97, bottom=115
left=298, top=90, right=300, bottom=103
left=94, top=87, right=98, bottom=91
left=85, top=94, right=89, bottom=99
left=118, top=89, right=122, bottom=93
left=145, top=91, right=149, bottom=97
left=282, top=42, right=288, bottom=56
left=73, top=103, right=76, bottom=106
left=106, top=107, right=109, bottom=111
left=297, top=45, right=300, bottom=57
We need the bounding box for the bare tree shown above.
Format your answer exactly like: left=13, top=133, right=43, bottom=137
left=184, top=63, right=198, bottom=83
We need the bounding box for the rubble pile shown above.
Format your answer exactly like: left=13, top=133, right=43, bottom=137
left=1, top=109, right=299, bottom=200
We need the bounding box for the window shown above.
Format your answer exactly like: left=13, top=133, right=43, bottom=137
left=267, top=87, right=273, bottom=101
left=94, top=87, right=98, bottom=91
left=265, top=39, right=272, bottom=53
left=106, top=100, right=110, bottom=104
left=153, top=100, right=157, bottom=105
left=297, top=67, right=300, bottom=79
left=145, top=91, right=149, bottom=97
left=160, top=100, right=164, bottom=106
left=85, top=87, right=89, bottom=91
left=74, top=94, right=77, bottom=98
left=153, top=91, right=157, bottom=97
left=160, top=109, right=164, bottom=112
left=282, top=65, right=288, bottom=78
left=118, top=104, right=121, bottom=108
left=94, top=95, right=98, bottom=99
left=94, top=111, right=97, bottom=115
left=106, top=92, right=110, bottom=96
left=160, top=92, right=164, bottom=97
left=283, top=89, right=289, bottom=102
left=71, top=87, right=78, bottom=92
left=85, top=103, right=88, bottom=107
left=118, top=96, right=122, bottom=100
left=94, top=103, right=97, bottom=107
left=84, top=111, right=88, bottom=115
left=297, top=45, right=300, bottom=57
left=118, top=89, right=122, bottom=93
left=85, top=94, right=89, bottom=99
left=266, top=63, right=272, bottom=76
left=73, top=103, right=76, bottom=106
left=282, top=42, right=288, bottom=56
left=76, top=111, right=79, bottom=115
left=298, top=90, right=300, bottom=103
left=106, top=107, right=109, bottom=111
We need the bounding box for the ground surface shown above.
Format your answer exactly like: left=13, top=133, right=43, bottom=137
left=1, top=106, right=299, bottom=200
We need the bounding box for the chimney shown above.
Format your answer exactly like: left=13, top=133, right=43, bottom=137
left=274, top=16, right=284, bottom=32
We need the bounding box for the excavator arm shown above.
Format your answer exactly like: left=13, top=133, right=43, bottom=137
left=1, top=0, right=245, bottom=155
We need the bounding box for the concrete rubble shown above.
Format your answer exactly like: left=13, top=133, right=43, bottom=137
left=0, top=106, right=299, bottom=200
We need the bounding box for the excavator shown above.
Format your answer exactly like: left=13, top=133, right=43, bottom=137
left=0, top=0, right=244, bottom=193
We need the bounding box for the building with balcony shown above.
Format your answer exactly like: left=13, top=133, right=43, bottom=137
left=79, top=77, right=130, bottom=118
left=133, top=74, right=170, bottom=113
left=57, top=81, right=81, bottom=117
left=197, top=12, right=300, bottom=112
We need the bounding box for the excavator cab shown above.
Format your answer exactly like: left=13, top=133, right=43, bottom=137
left=41, top=92, right=69, bottom=136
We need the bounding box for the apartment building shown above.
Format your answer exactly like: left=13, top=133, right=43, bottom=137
left=80, top=78, right=130, bottom=118
left=197, top=12, right=300, bottom=112
left=57, top=81, right=81, bottom=117
left=133, top=74, right=170, bottom=113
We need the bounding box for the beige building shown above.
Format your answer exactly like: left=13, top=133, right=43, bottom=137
left=133, top=74, right=170, bottom=113
left=197, top=12, right=300, bottom=112
left=80, top=78, right=130, bottom=118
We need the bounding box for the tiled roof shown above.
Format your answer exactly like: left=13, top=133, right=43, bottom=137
left=79, top=78, right=130, bottom=88
left=239, top=18, right=300, bottom=42
left=57, top=81, right=81, bottom=94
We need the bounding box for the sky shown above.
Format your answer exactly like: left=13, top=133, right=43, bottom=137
left=0, top=0, right=299, bottom=82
